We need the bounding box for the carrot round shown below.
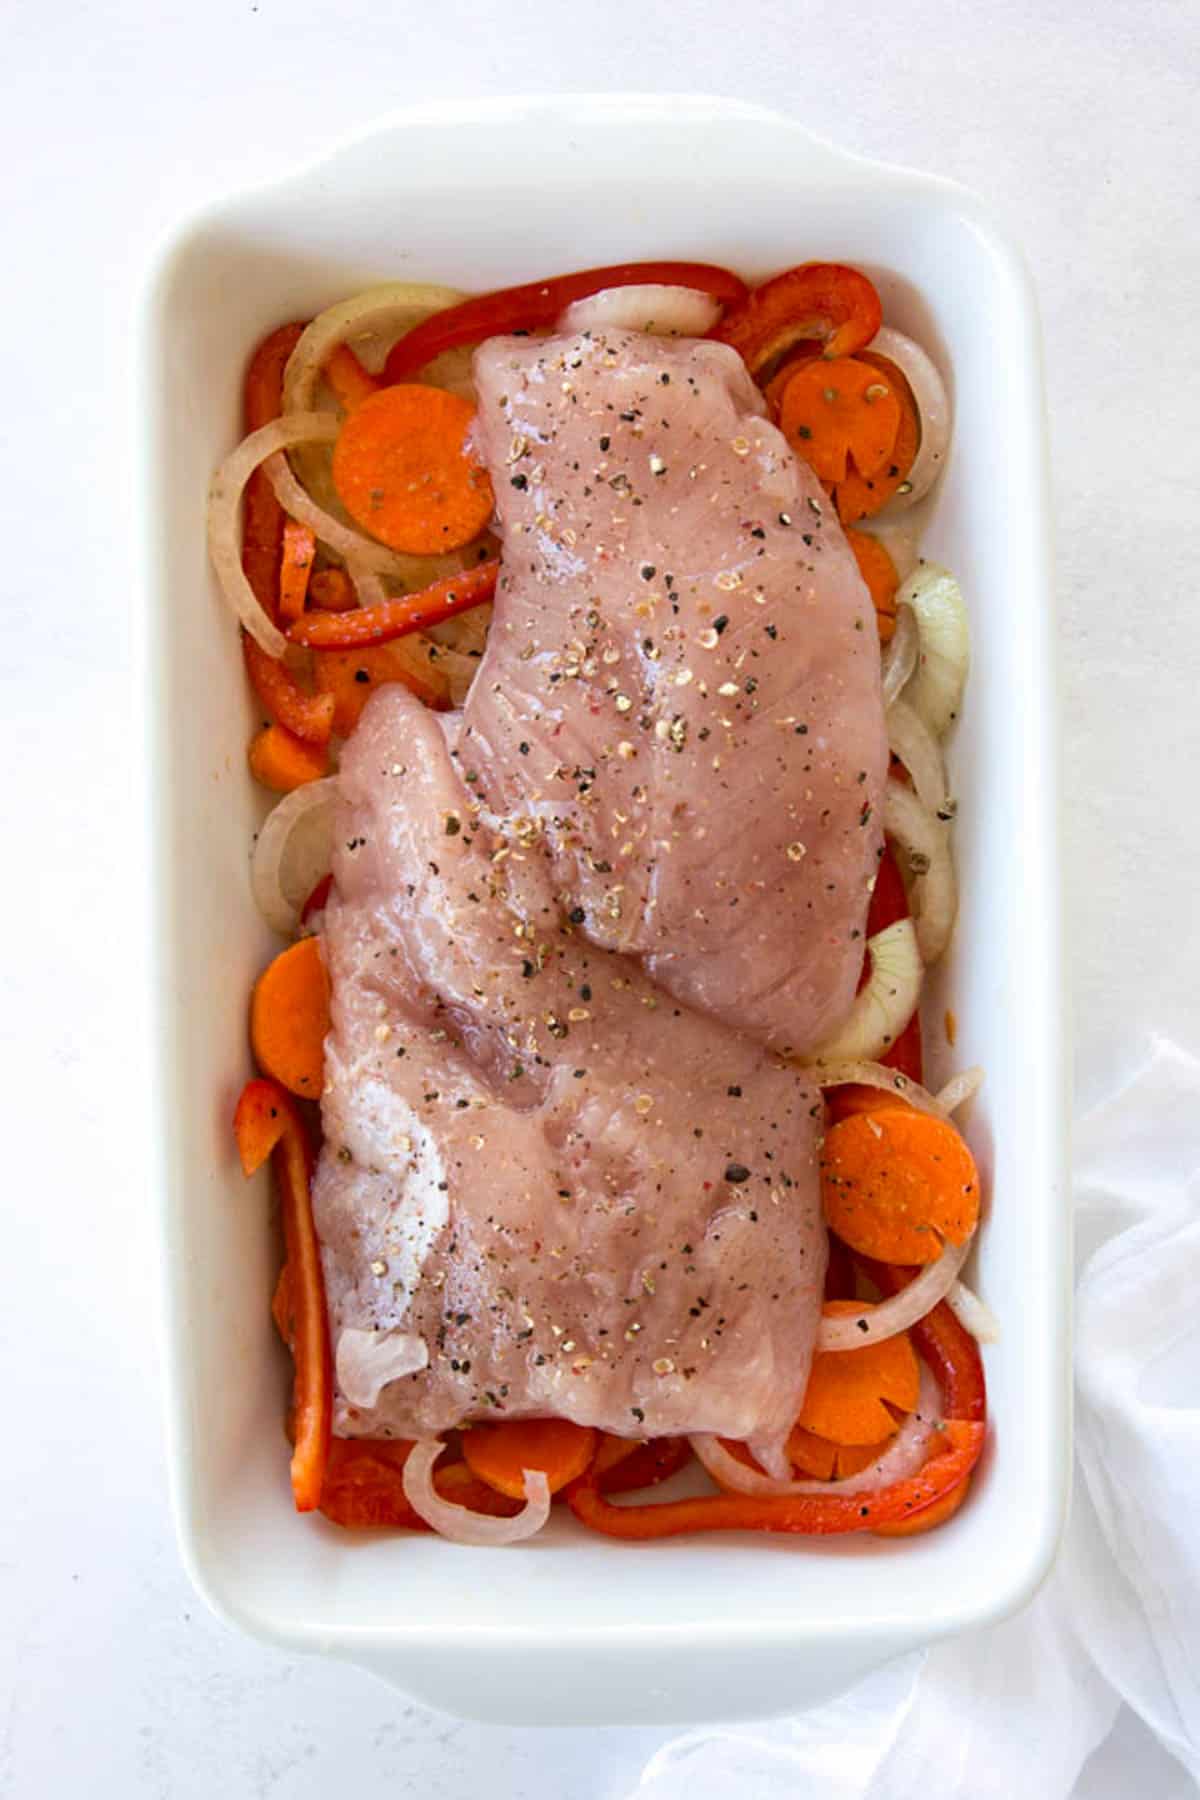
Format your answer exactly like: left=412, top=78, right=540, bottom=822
left=462, top=1418, right=597, bottom=1499
left=778, top=356, right=901, bottom=486
left=332, top=384, right=494, bottom=556
left=323, top=343, right=380, bottom=411
left=312, top=640, right=449, bottom=736
left=822, top=1110, right=981, bottom=1264
left=250, top=937, right=331, bottom=1099
left=248, top=722, right=329, bottom=793
left=784, top=1427, right=882, bottom=1481
left=833, top=352, right=919, bottom=523
left=845, top=528, right=899, bottom=643
left=794, top=1302, right=919, bottom=1445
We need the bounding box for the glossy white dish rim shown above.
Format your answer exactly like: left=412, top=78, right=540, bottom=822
left=139, top=93, right=1069, bottom=1722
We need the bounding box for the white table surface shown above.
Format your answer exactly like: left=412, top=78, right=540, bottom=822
left=4, top=2, right=1198, bottom=1795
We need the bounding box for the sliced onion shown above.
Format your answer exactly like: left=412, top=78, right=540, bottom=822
left=881, top=601, right=918, bottom=707
left=887, top=697, right=950, bottom=816
left=813, top=1059, right=952, bottom=1123
left=282, top=282, right=467, bottom=417
left=250, top=778, right=336, bottom=936
left=898, top=564, right=970, bottom=739
left=690, top=1365, right=940, bottom=1498
left=401, top=1439, right=551, bottom=1544
left=265, top=445, right=414, bottom=578
left=870, top=327, right=951, bottom=511
left=207, top=413, right=340, bottom=656
left=559, top=284, right=723, bottom=337
left=936, top=1066, right=984, bottom=1114
left=816, top=1236, right=972, bottom=1350
left=884, top=779, right=957, bottom=966
left=805, top=919, right=922, bottom=1065
left=345, top=557, right=389, bottom=608
left=947, top=1279, right=1001, bottom=1344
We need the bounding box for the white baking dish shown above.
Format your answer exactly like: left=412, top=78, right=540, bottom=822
left=142, top=94, right=1067, bottom=1727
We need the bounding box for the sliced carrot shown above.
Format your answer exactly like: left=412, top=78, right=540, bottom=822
left=462, top=1418, right=597, bottom=1500
left=278, top=520, right=316, bottom=623
left=234, top=1079, right=330, bottom=1511
left=233, top=1078, right=290, bottom=1177
left=250, top=937, right=331, bottom=1100
left=833, top=352, right=919, bottom=524
left=794, top=1301, right=920, bottom=1445
left=248, top=722, right=329, bottom=793
left=291, top=559, right=499, bottom=650
left=590, top=1433, right=644, bottom=1479
left=436, top=1459, right=525, bottom=1517
left=332, top=384, right=494, bottom=556
left=875, top=1472, right=972, bottom=1536
left=309, top=568, right=359, bottom=612
left=778, top=356, right=902, bottom=486
left=312, top=639, right=449, bottom=736
left=845, top=527, right=899, bottom=644
left=595, top=1436, right=691, bottom=1494
left=785, top=1426, right=884, bottom=1481
left=243, top=632, right=335, bottom=745
left=242, top=322, right=307, bottom=620
left=761, top=344, right=820, bottom=419
left=324, top=343, right=381, bottom=412
left=822, top=1110, right=981, bottom=1264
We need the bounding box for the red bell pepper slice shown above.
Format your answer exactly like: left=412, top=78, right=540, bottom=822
left=243, top=632, right=336, bottom=744
left=289, top=559, right=500, bottom=651
left=234, top=1079, right=331, bottom=1512
left=299, top=873, right=333, bottom=926
left=596, top=1435, right=691, bottom=1495
left=712, top=263, right=882, bottom=377
left=241, top=322, right=307, bottom=621
left=381, top=262, right=749, bottom=383
left=867, top=1267, right=988, bottom=1425
left=567, top=1418, right=983, bottom=1539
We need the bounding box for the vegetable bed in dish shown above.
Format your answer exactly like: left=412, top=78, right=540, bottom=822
left=213, top=257, right=995, bottom=1546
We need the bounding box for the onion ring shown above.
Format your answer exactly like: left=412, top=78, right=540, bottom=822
left=559, top=284, right=723, bottom=337
left=805, top=919, right=922, bottom=1065
left=690, top=1365, right=941, bottom=1498
left=936, top=1067, right=985, bottom=1114
left=250, top=778, right=336, bottom=936
left=947, top=1279, right=1001, bottom=1344
left=870, top=327, right=951, bottom=511
left=887, top=697, right=950, bottom=816
left=282, top=282, right=467, bottom=418
left=815, top=1236, right=972, bottom=1351
left=813, top=1058, right=953, bottom=1123
left=884, top=779, right=957, bottom=965
left=881, top=601, right=918, bottom=707
left=207, top=413, right=340, bottom=656
left=401, top=1439, right=551, bottom=1544
left=898, top=564, right=970, bottom=740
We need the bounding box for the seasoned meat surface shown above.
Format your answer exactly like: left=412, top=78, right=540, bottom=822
left=315, top=688, right=825, bottom=1456
left=464, top=328, right=888, bottom=1055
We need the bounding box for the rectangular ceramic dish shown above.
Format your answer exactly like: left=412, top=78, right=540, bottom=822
left=142, top=94, right=1067, bottom=1726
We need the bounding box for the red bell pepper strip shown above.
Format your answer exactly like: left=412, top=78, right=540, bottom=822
left=299, top=873, right=333, bottom=927
left=381, top=263, right=749, bottom=383
left=712, top=263, right=882, bottom=377
left=567, top=1418, right=983, bottom=1539
left=234, top=1079, right=331, bottom=1512
left=243, top=632, right=336, bottom=744
left=241, top=323, right=307, bottom=621
left=866, top=1268, right=988, bottom=1424
left=289, top=559, right=500, bottom=650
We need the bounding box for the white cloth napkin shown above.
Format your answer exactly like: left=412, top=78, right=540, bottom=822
left=628, top=1037, right=1200, bottom=1800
